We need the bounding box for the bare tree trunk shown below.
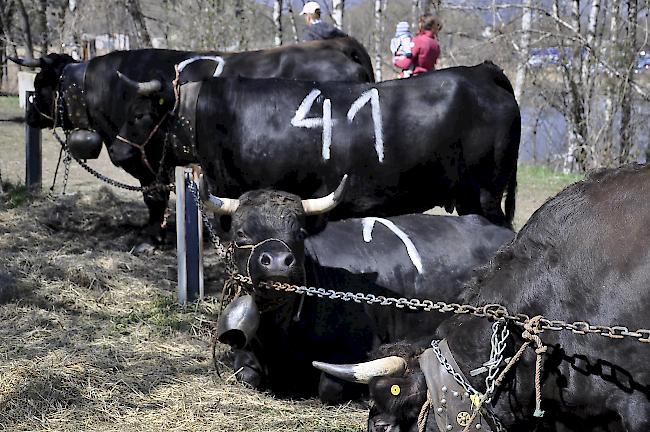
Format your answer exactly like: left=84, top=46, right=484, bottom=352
left=602, top=0, right=620, bottom=165
left=0, top=1, right=19, bottom=59
left=37, top=0, right=48, bottom=54
left=374, top=0, right=384, bottom=81
left=124, top=0, right=152, bottom=48
left=235, top=0, right=248, bottom=50
left=619, top=0, right=638, bottom=163
left=332, top=0, right=344, bottom=30
left=514, top=0, right=532, bottom=103
left=288, top=2, right=299, bottom=43
left=16, top=0, right=34, bottom=58
left=411, top=0, right=419, bottom=32
left=273, top=0, right=283, bottom=46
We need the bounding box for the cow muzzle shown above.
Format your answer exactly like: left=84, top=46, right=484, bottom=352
left=243, top=239, right=301, bottom=285
left=216, top=295, right=260, bottom=349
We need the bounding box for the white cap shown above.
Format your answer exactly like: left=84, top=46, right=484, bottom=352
left=300, top=1, right=321, bottom=15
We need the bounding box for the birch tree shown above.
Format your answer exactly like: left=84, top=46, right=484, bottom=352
left=619, top=0, right=638, bottom=163
left=374, top=0, right=384, bottom=81
left=411, top=0, right=419, bottom=31
left=601, top=0, right=621, bottom=164
left=273, top=0, right=283, bottom=46
left=513, top=0, right=532, bottom=103
left=124, top=0, right=151, bottom=48
left=332, top=0, right=344, bottom=30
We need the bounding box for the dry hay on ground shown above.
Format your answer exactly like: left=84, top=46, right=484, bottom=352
left=0, top=187, right=365, bottom=431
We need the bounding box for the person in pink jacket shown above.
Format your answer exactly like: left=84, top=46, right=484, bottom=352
left=393, top=14, right=442, bottom=76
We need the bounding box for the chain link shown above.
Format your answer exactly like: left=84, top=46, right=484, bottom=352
left=484, top=320, right=510, bottom=397
left=185, top=174, right=228, bottom=257
left=222, top=273, right=650, bottom=345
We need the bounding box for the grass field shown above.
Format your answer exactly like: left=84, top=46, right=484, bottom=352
left=0, top=95, right=583, bottom=431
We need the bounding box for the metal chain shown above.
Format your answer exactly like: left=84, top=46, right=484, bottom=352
left=185, top=174, right=228, bottom=258
left=62, top=150, right=71, bottom=195
left=431, top=339, right=506, bottom=432
left=51, top=127, right=174, bottom=194
left=49, top=90, right=174, bottom=194
left=484, top=320, right=510, bottom=397
left=223, top=273, right=650, bottom=345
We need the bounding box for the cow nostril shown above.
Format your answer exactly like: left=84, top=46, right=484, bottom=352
left=259, top=253, right=272, bottom=267
left=284, top=254, right=295, bottom=267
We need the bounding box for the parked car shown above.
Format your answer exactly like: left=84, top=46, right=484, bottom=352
left=635, top=50, right=650, bottom=73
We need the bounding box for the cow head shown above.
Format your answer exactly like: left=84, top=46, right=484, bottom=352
left=204, top=175, right=348, bottom=286
left=110, top=71, right=166, bottom=167
left=9, top=53, right=77, bottom=128
left=313, top=342, right=430, bottom=432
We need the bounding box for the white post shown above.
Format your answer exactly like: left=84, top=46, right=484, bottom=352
left=175, top=166, right=204, bottom=305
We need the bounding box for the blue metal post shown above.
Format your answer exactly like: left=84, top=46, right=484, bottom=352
left=25, top=91, right=42, bottom=190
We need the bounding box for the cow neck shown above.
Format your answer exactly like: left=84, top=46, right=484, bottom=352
left=170, top=80, right=203, bottom=163
left=59, top=62, right=92, bottom=132
left=419, top=341, right=503, bottom=432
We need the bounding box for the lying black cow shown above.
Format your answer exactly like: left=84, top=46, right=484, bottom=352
left=10, top=38, right=373, bottom=241
left=208, top=179, right=513, bottom=403
left=319, top=164, right=650, bottom=431
left=136, top=61, right=520, bottom=229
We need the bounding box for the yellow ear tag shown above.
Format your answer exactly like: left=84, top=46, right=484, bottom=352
left=390, top=384, right=401, bottom=396
left=470, top=394, right=482, bottom=408
left=159, top=97, right=165, bottom=105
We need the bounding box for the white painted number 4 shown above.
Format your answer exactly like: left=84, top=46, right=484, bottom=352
left=291, top=88, right=384, bottom=163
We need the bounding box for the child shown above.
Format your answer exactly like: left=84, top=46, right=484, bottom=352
left=390, top=21, right=414, bottom=78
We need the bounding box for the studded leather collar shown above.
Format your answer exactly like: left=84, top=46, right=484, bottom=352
left=60, top=62, right=91, bottom=130
left=419, top=341, right=496, bottom=431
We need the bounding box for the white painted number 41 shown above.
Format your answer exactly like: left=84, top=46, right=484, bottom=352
left=290, top=88, right=384, bottom=163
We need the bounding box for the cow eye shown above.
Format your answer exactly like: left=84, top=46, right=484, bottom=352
left=296, top=228, right=308, bottom=241
left=135, top=113, right=144, bottom=120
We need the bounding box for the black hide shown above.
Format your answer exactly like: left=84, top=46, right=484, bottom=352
left=197, top=61, right=520, bottom=228
left=368, top=164, right=650, bottom=432
left=228, top=212, right=513, bottom=402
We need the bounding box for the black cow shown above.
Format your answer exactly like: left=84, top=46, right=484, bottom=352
left=322, top=164, right=650, bottom=431
left=208, top=180, right=513, bottom=403
left=10, top=38, right=374, bottom=241
left=155, top=61, right=520, bottom=230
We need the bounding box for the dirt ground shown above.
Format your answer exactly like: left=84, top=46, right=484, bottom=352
left=0, top=96, right=581, bottom=431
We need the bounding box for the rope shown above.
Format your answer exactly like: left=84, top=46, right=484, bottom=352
left=459, top=317, right=546, bottom=432
left=417, top=392, right=432, bottom=432
left=522, top=315, right=547, bottom=418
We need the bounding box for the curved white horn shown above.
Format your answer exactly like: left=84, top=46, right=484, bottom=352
left=204, top=193, right=240, bottom=215
left=302, top=174, right=349, bottom=215
left=116, top=71, right=162, bottom=95
left=312, top=356, right=407, bottom=384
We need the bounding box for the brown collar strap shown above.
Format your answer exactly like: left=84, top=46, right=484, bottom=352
left=419, top=342, right=496, bottom=431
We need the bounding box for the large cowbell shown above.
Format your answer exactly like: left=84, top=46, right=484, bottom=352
left=61, top=62, right=103, bottom=160
left=67, top=129, right=103, bottom=159
left=169, top=81, right=203, bottom=164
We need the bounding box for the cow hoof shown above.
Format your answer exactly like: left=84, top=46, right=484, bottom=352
left=131, top=242, right=156, bottom=256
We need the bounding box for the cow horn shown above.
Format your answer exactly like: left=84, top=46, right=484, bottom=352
left=312, top=356, right=407, bottom=384
left=116, top=71, right=162, bottom=95
left=302, top=174, right=349, bottom=215
left=203, top=194, right=240, bottom=215
left=8, top=56, right=42, bottom=68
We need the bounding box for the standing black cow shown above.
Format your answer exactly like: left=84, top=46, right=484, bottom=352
left=152, top=61, right=520, bottom=229
left=10, top=38, right=374, bottom=241
left=319, top=164, right=650, bottom=431
left=207, top=180, right=513, bottom=403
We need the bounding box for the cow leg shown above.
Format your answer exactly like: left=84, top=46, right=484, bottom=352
left=455, top=182, right=482, bottom=217
left=479, top=187, right=507, bottom=228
